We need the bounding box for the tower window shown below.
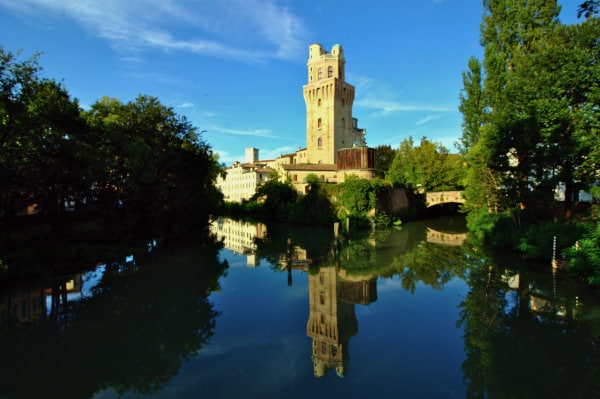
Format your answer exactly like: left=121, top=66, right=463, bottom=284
left=317, top=137, right=323, bottom=149
left=328, top=66, right=333, bottom=78
left=342, top=118, right=345, bottom=129
left=318, top=68, right=322, bottom=80
left=318, top=98, right=321, bottom=107
left=317, top=118, right=322, bottom=129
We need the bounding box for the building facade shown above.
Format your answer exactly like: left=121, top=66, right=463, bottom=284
left=303, top=44, right=366, bottom=165
left=215, top=149, right=275, bottom=203
left=215, top=43, right=374, bottom=202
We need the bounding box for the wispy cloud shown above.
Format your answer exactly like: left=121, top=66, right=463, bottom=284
left=177, top=102, right=194, bottom=109
left=351, top=74, right=451, bottom=117
left=208, top=125, right=279, bottom=139
left=415, top=115, right=441, bottom=126
left=0, top=0, right=307, bottom=62
left=356, top=98, right=452, bottom=116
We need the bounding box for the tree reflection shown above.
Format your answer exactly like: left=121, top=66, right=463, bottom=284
left=0, top=235, right=228, bottom=399
left=458, top=247, right=600, bottom=399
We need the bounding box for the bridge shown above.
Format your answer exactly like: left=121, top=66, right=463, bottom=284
left=426, top=228, right=467, bottom=246
left=425, top=191, right=465, bottom=208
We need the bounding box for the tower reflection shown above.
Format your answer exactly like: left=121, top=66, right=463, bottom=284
left=306, top=265, right=377, bottom=377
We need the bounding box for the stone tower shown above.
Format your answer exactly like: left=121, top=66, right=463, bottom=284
left=303, top=43, right=365, bottom=165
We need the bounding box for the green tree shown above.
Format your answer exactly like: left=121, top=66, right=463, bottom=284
left=251, top=178, right=298, bottom=222
left=373, top=144, right=396, bottom=178
left=293, top=174, right=336, bottom=225
left=460, top=0, right=599, bottom=247
left=386, top=136, right=463, bottom=192
left=84, top=95, right=222, bottom=238
left=458, top=56, right=485, bottom=156
left=0, top=48, right=43, bottom=220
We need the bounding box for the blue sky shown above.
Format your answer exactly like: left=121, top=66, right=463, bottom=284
left=0, top=0, right=585, bottom=165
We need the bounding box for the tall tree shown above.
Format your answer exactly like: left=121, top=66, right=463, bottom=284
left=458, top=56, right=485, bottom=156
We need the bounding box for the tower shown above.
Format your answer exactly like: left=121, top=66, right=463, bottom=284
left=303, top=43, right=365, bottom=165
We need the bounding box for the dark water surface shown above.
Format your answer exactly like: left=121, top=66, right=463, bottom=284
left=1, top=216, right=599, bottom=399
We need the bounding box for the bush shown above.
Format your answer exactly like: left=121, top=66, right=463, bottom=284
left=518, top=221, right=586, bottom=260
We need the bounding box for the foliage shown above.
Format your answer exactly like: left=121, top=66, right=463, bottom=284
left=373, top=144, right=397, bottom=178
left=1, top=48, right=223, bottom=279
left=292, top=174, right=336, bottom=225
left=458, top=1, right=600, bottom=286
left=563, top=187, right=600, bottom=286
left=457, top=56, right=485, bottom=156
left=250, top=178, right=298, bottom=221
left=518, top=220, right=586, bottom=260
left=386, top=136, right=464, bottom=192
left=335, top=175, right=380, bottom=215
left=82, top=95, right=223, bottom=239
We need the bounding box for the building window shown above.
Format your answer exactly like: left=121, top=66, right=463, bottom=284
left=319, top=272, right=325, bottom=284
left=328, top=66, right=333, bottom=78
left=318, top=98, right=321, bottom=107
left=341, top=118, right=345, bottom=129
left=293, top=174, right=297, bottom=182
left=331, top=345, right=337, bottom=356
left=318, top=137, right=322, bottom=149
left=319, top=291, right=325, bottom=304
left=317, top=118, right=322, bottom=129
left=318, top=68, right=322, bottom=80
left=322, top=342, right=327, bottom=354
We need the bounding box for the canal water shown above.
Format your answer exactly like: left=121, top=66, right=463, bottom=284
left=1, top=216, right=599, bottom=399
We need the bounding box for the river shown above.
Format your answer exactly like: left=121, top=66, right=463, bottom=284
left=1, top=216, right=599, bottom=399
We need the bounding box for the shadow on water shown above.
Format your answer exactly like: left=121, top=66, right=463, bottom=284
left=0, top=234, right=228, bottom=399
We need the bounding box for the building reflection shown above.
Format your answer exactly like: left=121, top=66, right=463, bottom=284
left=0, top=273, right=84, bottom=327
left=501, top=269, right=579, bottom=319
left=307, top=265, right=376, bottom=377
left=280, top=239, right=377, bottom=378
left=210, top=218, right=267, bottom=266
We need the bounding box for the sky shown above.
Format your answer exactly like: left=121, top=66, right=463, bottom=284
left=0, top=0, right=585, bottom=165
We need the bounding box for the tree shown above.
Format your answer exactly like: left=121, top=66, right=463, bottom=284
left=26, top=80, right=87, bottom=219
left=386, top=136, right=463, bottom=192
left=460, top=0, right=600, bottom=244
left=374, top=145, right=396, bottom=178
left=0, top=48, right=43, bottom=219
left=458, top=56, right=485, bottom=156
left=84, top=95, right=222, bottom=238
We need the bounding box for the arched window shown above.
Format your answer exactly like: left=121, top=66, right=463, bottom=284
left=341, top=118, right=345, bottom=129
left=328, top=66, right=333, bottom=78
left=318, top=68, right=322, bottom=80
left=317, top=137, right=322, bottom=149
left=318, top=98, right=321, bottom=107
left=317, top=118, right=322, bottom=129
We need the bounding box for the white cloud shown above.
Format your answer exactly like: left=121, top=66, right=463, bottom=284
left=356, top=98, right=452, bottom=116
left=209, top=125, right=279, bottom=139
left=415, top=115, right=440, bottom=126
left=0, top=0, right=307, bottom=62
left=177, top=102, right=194, bottom=109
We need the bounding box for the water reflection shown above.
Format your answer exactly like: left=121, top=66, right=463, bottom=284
left=0, top=236, right=228, bottom=399
left=1, top=218, right=598, bottom=398
left=244, top=217, right=466, bottom=379
left=210, top=218, right=267, bottom=266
